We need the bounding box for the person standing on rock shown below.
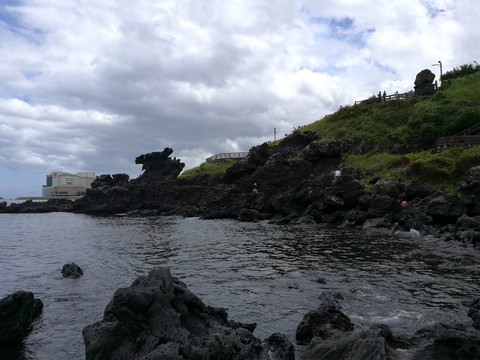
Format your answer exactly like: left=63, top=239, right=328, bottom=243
left=333, top=170, right=341, bottom=185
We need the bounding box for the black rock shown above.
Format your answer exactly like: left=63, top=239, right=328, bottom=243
left=409, top=323, right=480, bottom=360
left=296, top=306, right=354, bottom=345
left=262, top=333, right=295, bottom=360
left=0, top=291, right=43, bottom=345
left=300, top=324, right=404, bottom=360
left=61, top=263, right=84, bottom=278
left=83, top=267, right=292, bottom=360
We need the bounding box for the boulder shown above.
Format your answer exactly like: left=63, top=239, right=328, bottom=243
left=302, top=140, right=342, bottom=162
left=295, top=306, right=354, bottom=345
left=61, top=263, right=84, bottom=278
left=424, top=195, right=467, bottom=224
left=0, top=291, right=43, bottom=345
left=409, top=323, right=480, bottom=360
left=262, top=333, right=295, bottom=360
left=370, top=179, right=400, bottom=198
left=467, top=298, right=480, bottom=330
left=404, top=180, right=436, bottom=200
left=330, top=176, right=365, bottom=206
left=458, top=166, right=480, bottom=196
left=300, top=324, right=402, bottom=360
left=278, top=131, right=320, bottom=154
left=83, top=267, right=291, bottom=360
left=414, top=69, right=435, bottom=86
left=393, top=208, right=433, bottom=233
left=358, top=194, right=398, bottom=218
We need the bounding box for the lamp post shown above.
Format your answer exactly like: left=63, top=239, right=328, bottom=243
left=432, top=60, right=442, bottom=85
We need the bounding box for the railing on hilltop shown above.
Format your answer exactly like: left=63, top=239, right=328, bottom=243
left=355, top=91, right=416, bottom=105
left=206, top=152, right=249, bottom=163
left=436, top=122, right=480, bottom=150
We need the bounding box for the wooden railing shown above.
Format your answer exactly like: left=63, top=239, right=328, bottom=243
left=355, top=91, right=415, bottom=105
left=436, top=122, right=480, bottom=150
left=206, top=152, right=249, bottom=163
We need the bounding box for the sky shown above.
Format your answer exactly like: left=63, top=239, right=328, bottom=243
left=0, top=0, right=479, bottom=199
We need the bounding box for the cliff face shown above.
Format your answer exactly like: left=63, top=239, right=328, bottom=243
left=73, top=132, right=342, bottom=218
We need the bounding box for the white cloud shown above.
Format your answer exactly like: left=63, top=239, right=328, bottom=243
left=0, top=0, right=478, bottom=198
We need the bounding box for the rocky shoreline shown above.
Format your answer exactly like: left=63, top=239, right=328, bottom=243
left=2, top=265, right=480, bottom=359
left=2, top=134, right=480, bottom=247
left=81, top=267, right=480, bottom=359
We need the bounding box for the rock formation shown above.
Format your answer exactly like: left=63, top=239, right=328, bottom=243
left=134, top=147, right=185, bottom=185
left=414, top=69, right=436, bottom=86
left=61, top=263, right=84, bottom=278
left=0, top=291, right=43, bottom=345
left=298, top=292, right=480, bottom=360
left=82, top=267, right=293, bottom=360
left=414, top=69, right=436, bottom=95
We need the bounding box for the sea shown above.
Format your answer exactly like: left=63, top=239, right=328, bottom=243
left=1, top=203, right=480, bottom=359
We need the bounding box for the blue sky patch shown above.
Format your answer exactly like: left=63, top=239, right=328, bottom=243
left=306, top=12, right=375, bottom=48
left=421, top=1, right=446, bottom=18
left=0, top=1, right=46, bottom=45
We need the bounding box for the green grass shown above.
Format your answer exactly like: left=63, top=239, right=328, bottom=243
left=179, top=159, right=237, bottom=179
left=441, top=71, right=480, bottom=103
left=344, top=146, right=480, bottom=193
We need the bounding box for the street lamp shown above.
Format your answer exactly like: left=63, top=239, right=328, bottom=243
left=432, top=60, right=442, bottom=84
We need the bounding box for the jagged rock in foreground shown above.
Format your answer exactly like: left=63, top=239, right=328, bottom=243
left=0, top=291, right=43, bottom=345
left=82, top=267, right=294, bottom=360
left=299, top=292, right=480, bottom=360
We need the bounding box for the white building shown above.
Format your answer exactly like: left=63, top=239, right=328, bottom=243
left=42, top=171, right=96, bottom=197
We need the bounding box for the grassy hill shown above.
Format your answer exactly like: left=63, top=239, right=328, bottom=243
left=181, top=63, right=480, bottom=192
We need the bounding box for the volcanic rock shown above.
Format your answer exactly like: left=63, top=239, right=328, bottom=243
left=134, top=147, right=185, bottom=185
left=82, top=267, right=292, bottom=360
left=61, top=263, right=84, bottom=278
left=0, top=291, right=43, bottom=345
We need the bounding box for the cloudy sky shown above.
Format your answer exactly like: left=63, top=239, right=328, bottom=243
left=0, top=0, right=478, bottom=198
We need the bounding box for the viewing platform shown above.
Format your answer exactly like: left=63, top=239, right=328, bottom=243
left=206, top=152, right=248, bottom=163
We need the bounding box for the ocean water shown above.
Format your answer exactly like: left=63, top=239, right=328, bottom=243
left=1, top=212, right=480, bottom=359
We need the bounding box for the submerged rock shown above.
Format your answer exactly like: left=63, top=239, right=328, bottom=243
left=61, top=263, right=84, bottom=278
